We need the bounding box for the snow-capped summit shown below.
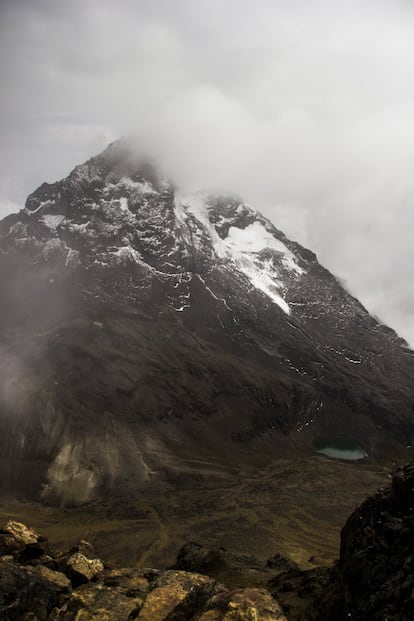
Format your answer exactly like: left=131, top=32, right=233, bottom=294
left=4, top=138, right=307, bottom=315
left=0, top=139, right=413, bottom=505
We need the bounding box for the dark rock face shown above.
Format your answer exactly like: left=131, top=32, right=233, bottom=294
left=0, top=137, right=413, bottom=504
left=268, top=566, right=332, bottom=620
left=331, top=463, right=414, bottom=620
left=270, top=463, right=414, bottom=620
left=171, top=542, right=299, bottom=589
left=0, top=560, right=71, bottom=621
left=172, top=542, right=228, bottom=575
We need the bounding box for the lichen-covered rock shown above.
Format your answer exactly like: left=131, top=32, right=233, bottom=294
left=103, top=567, right=152, bottom=598
left=0, top=560, right=71, bottom=620
left=65, top=553, right=104, bottom=585
left=196, top=587, right=288, bottom=620
left=0, top=533, right=24, bottom=558
left=68, top=540, right=97, bottom=560
left=2, top=521, right=40, bottom=546
left=49, top=582, right=143, bottom=620
left=0, top=520, right=42, bottom=559
left=35, top=565, right=72, bottom=593
left=137, top=570, right=224, bottom=621
left=0, top=522, right=290, bottom=620
left=0, top=519, right=56, bottom=567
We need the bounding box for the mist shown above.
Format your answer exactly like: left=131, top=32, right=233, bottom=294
left=1, top=0, right=414, bottom=344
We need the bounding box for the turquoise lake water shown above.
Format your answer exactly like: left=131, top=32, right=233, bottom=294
left=313, top=437, right=367, bottom=460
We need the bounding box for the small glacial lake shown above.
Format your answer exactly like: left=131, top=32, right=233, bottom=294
left=313, top=437, right=367, bottom=461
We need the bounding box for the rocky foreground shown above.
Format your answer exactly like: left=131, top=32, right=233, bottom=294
left=1, top=463, right=414, bottom=620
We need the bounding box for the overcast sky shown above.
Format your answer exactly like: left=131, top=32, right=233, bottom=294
left=1, top=0, right=414, bottom=345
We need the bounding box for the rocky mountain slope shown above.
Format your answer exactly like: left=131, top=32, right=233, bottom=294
left=0, top=138, right=413, bottom=505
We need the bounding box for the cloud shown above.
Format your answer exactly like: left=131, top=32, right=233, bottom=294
left=1, top=0, right=414, bottom=344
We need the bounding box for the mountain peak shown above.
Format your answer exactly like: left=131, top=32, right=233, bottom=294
left=0, top=140, right=413, bottom=505
left=6, top=140, right=309, bottom=314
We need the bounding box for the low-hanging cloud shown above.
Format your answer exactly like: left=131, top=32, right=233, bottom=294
left=1, top=0, right=414, bottom=344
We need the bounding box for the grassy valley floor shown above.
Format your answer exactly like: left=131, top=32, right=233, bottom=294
left=0, top=453, right=396, bottom=577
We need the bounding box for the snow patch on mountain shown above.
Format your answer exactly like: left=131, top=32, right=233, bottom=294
left=7, top=158, right=304, bottom=315
left=66, top=221, right=91, bottom=235
left=65, top=248, right=80, bottom=267
left=24, top=199, right=56, bottom=215
left=226, top=222, right=304, bottom=276
left=118, top=197, right=129, bottom=211
left=113, top=245, right=142, bottom=264
left=235, top=256, right=290, bottom=314
left=175, top=193, right=304, bottom=314
left=41, top=214, right=66, bottom=230
left=196, top=275, right=232, bottom=310
left=104, top=177, right=157, bottom=197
